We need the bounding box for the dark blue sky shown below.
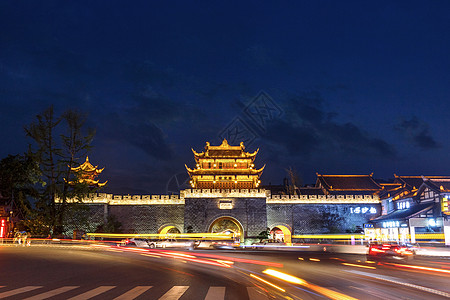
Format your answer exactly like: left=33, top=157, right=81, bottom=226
left=1, top=1, right=450, bottom=194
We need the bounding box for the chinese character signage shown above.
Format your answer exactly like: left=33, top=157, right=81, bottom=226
left=350, top=207, right=377, bottom=214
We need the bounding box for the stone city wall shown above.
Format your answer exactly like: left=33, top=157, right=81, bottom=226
left=268, top=203, right=382, bottom=235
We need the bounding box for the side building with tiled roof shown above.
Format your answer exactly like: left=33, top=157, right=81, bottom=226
left=368, top=175, right=450, bottom=244
left=315, top=173, right=383, bottom=195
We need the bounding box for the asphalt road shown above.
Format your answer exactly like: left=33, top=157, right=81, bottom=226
left=1, top=244, right=450, bottom=299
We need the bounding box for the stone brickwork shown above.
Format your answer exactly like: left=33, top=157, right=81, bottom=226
left=292, top=203, right=380, bottom=234
left=63, top=204, right=105, bottom=236
left=184, top=197, right=267, bottom=237
left=109, top=205, right=184, bottom=233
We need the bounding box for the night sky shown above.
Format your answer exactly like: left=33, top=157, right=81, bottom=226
left=1, top=2, right=450, bottom=195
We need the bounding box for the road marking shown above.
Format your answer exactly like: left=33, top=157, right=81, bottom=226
left=350, top=285, right=401, bottom=299
left=23, top=286, right=79, bottom=300
left=159, top=286, right=189, bottom=300
left=344, top=269, right=450, bottom=298
left=204, top=286, right=225, bottom=300
left=114, top=286, right=153, bottom=300
left=0, top=286, right=43, bottom=298
left=68, top=286, right=116, bottom=299
left=247, top=287, right=270, bottom=299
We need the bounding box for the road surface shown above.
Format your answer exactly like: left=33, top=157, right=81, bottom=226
left=1, top=244, right=449, bottom=299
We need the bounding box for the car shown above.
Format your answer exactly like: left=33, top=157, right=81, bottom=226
left=211, top=240, right=240, bottom=250
left=158, top=239, right=194, bottom=249
left=119, top=238, right=152, bottom=248
left=367, top=243, right=415, bottom=261
left=193, top=240, right=215, bottom=249
left=249, top=239, right=285, bottom=250
left=146, top=239, right=162, bottom=248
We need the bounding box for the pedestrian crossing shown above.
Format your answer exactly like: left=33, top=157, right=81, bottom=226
left=0, top=285, right=277, bottom=299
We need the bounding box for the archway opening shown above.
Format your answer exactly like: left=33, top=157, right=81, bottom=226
left=270, top=225, right=292, bottom=245
left=159, top=225, right=181, bottom=235
left=208, top=217, right=244, bottom=243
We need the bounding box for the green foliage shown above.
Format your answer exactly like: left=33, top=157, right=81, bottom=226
left=0, top=153, right=41, bottom=218
left=24, top=105, right=97, bottom=236
left=257, top=227, right=270, bottom=241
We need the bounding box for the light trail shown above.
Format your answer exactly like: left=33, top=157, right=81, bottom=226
left=249, top=274, right=285, bottom=292
left=345, top=269, right=450, bottom=298
left=341, top=263, right=376, bottom=270
left=262, top=269, right=358, bottom=300
left=385, top=263, right=450, bottom=274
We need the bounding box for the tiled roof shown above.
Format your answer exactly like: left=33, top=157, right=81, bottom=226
left=370, top=203, right=434, bottom=223
left=298, top=187, right=324, bottom=195
left=316, top=174, right=382, bottom=192
left=263, top=185, right=288, bottom=195
left=394, top=175, right=450, bottom=190
left=424, top=179, right=450, bottom=193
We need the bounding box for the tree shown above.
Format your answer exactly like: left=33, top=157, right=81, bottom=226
left=0, top=153, right=41, bottom=231
left=24, top=106, right=96, bottom=236
left=257, top=227, right=270, bottom=241
left=24, top=106, right=61, bottom=235
left=58, top=110, right=96, bottom=233
left=285, top=166, right=303, bottom=195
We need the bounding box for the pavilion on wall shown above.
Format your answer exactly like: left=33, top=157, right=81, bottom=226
left=185, top=139, right=265, bottom=189
left=68, top=156, right=107, bottom=188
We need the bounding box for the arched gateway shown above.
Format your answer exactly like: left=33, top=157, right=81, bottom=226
left=269, top=224, right=292, bottom=245
left=208, top=216, right=244, bottom=242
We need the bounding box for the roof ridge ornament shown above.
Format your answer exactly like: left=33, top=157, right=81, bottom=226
left=220, top=139, right=229, bottom=147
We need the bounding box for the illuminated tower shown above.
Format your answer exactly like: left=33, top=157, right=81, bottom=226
left=185, top=139, right=264, bottom=189
left=69, top=156, right=107, bottom=188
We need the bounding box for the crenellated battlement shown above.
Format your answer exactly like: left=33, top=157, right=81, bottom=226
left=267, top=194, right=379, bottom=204
left=56, top=189, right=379, bottom=205
left=56, top=193, right=184, bottom=205
left=181, top=188, right=269, bottom=198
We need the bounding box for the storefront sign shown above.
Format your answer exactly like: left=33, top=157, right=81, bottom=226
left=382, top=221, right=400, bottom=228
left=350, top=207, right=377, bottom=214
left=397, top=201, right=410, bottom=210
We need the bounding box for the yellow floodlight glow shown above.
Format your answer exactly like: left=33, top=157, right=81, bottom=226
left=292, top=234, right=365, bottom=239
left=249, top=274, right=285, bottom=292
left=309, top=258, right=320, bottom=262
left=86, top=232, right=234, bottom=240
left=262, top=269, right=306, bottom=285
left=341, top=263, right=376, bottom=270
